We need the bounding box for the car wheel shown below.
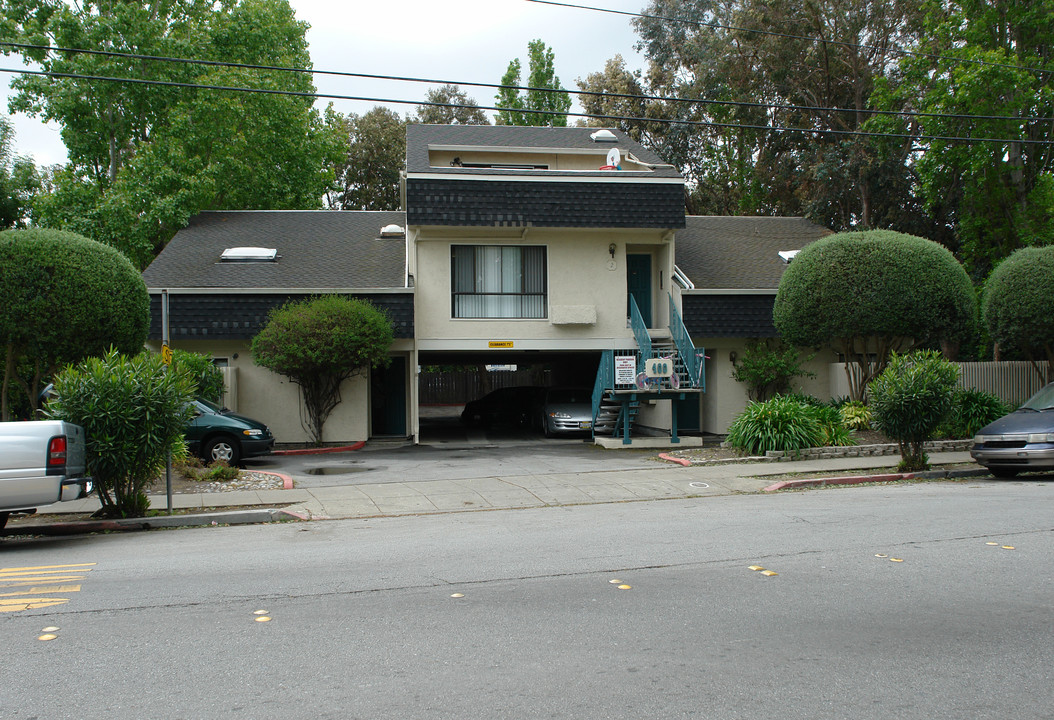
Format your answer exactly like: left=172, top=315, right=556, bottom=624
left=0, top=512, right=8, bottom=531
left=204, top=436, right=240, bottom=465
left=989, top=466, right=1019, bottom=478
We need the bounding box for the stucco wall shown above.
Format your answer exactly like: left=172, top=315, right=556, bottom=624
left=412, top=227, right=672, bottom=349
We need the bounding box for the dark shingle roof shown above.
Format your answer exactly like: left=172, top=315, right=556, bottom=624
left=406, top=124, right=681, bottom=179
left=142, top=211, right=407, bottom=290
left=675, top=216, right=831, bottom=290
left=682, top=294, right=779, bottom=337
left=406, top=178, right=686, bottom=229
left=148, top=293, right=414, bottom=340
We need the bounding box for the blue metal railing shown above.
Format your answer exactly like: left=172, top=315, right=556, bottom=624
left=591, top=350, right=613, bottom=433
left=629, top=295, right=651, bottom=373
left=668, top=293, right=704, bottom=389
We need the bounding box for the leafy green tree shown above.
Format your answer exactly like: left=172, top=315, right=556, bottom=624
left=415, top=85, right=490, bottom=125
left=773, top=231, right=976, bottom=401
left=730, top=338, right=815, bottom=402
left=0, top=118, right=42, bottom=229
left=172, top=349, right=226, bottom=403
left=324, top=106, right=406, bottom=211
left=982, top=246, right=1054, bottom=383
left=0, top=228, right=149, bottom=420
left=868, top=350, right=959, bottom=471
left=49, top=349, right=194, bottom=518
left=251, top=296, right=394, bottom=445
left=495, top=39, right=572, bottom=127
left=867, top=0, right=1054, bottom=277
left=3, top=0, right=337, bottom=267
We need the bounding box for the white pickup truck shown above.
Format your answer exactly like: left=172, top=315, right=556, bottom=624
left=0, top=420, right=94, bottom=530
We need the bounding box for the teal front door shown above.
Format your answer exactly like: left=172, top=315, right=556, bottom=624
left=370, top=356, right=406, bottom=437
left=627, top=254, right=652, bottom=328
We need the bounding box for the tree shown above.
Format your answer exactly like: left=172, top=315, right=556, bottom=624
left=773, top=230, right=976, bottom=401
left=982, top=246, right=1054, bottom=383
left=630, top=0, right=923, bottom=222
left=250, top=296, right=394, bottom=445
left=3, top=0, right=338, bottom=267
left=324, top=106, right=406, bottom=211
left=868, top=350, right=959, bottom=472
left=0, top=118, right=42, bottom=229
left=0, top=228, right=149, bottom=420
left=415, top=85, right=490, bottom=125
left=868, top=0, right=1054, bottom=278
left=49, top=349, right=194, bottom=518
left=730, top=338, right=815, bottom=402
left=495, top=39, right=572, bottom=127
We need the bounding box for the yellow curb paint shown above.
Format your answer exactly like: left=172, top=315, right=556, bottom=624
left=37, top=634, right=58, bottom=641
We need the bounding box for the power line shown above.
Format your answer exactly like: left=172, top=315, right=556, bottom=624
left=1, top=41, right=1049, bottom=127
left=526, top=0, right=1054, bottom=77
left=2, top=64, right=1050, bottom=146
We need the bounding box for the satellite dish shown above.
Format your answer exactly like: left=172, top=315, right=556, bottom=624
left=606, top=148, right=621, bottom=168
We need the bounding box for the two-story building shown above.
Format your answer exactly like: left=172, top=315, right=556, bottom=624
left=142, top=124, right=833, bottom=446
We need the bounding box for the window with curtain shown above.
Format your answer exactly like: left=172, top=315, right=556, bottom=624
left=451, top=245, right=547, bottom=319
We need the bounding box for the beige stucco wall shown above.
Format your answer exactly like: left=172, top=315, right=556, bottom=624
left=411, top=227, right=674, bottom=349
left=148, top=338, right=413, bottom=444
left=693, top=339, right=839, bottom=434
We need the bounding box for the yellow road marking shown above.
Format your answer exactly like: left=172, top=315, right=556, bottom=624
left=0, top=568, right=95, bottom=579
left=0, top=585, right=81, bottom=596
left=0, top=576, right=90, bottom=587
left=0, top=598, right=70, bottom=612
left=0, top=563, right=96, bottom=572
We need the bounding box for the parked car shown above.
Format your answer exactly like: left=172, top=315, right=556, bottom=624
left=186, top=398, right=274, bottom=465
left=537, top=386, right=593, bottom=437
left=461, top=386, right=543, bottom=427
left=970, top=382, right=1054, bottom=477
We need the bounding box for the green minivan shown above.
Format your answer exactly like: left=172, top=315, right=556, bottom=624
left=185, top=398, right=274, bottom=465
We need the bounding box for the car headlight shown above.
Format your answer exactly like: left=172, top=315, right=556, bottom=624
left=973, top=435, right=997, bottom=444
left=242, top=428, right=263, bottom=437
left=549, top=411, right=571, bottom=419
left=1028, top=433, right=1054, bottom=443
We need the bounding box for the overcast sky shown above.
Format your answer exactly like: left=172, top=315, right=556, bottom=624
left=2, top=0, right=648, bottom=166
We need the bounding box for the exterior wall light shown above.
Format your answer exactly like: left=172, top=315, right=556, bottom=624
left=608, top=243, right=616, bottom=258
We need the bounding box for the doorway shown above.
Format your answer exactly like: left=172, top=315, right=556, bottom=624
left=371, top=356, right=407, bottom=437
left=627, top=253, right=653, bottom=328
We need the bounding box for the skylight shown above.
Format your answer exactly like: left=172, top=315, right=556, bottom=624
left=220, top=247, right=278, bottom=262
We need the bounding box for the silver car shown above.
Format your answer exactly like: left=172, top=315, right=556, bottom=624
left=970, top=382, right=1054, bottom=477
left=538, top=387, right=593, bottom=437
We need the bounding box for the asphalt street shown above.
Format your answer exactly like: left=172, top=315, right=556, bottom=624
left=3, top=480, right=1052, bottom=719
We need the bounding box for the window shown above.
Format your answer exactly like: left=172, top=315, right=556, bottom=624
left=451, top=245, right=547, bottom=319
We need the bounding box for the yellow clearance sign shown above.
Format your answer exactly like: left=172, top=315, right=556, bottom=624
left=488, top=341, right=514, bottom=348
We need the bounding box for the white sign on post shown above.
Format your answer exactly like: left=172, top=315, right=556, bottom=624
left=614, top=355, right=637, bottom=386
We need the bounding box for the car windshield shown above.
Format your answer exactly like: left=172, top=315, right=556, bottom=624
left=1020, top=383, right=1054, bottom=411
left=195, top=397, right=225, bottom=413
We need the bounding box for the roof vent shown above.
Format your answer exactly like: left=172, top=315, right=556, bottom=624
left=778, top=250, right=800, bottom=264
left=590, top=129, right=618, bottom=142
left=220, top=247, right=278, bottom=262
left=380, top=224, right=405, bottom=237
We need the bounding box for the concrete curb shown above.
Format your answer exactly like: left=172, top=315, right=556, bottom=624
left=253, top=470, right=294, bottom=490
left=657, top=452, right=691, bottom=467
left=1, top=508, right=296, bottom=537
left=272, top=441, right=365, bottom=456
left=763, top=467, right=989, bottom=492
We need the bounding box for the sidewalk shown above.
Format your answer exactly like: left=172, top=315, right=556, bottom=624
left=5, top=450, right=984, bottom=534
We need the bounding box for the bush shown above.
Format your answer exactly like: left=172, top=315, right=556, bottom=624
left=937, top=388, right=1011, bottom=439
left=730, top=338, right=815, bottom=401
left=172, top=349, right=226, bottom=403
left=48, top=349, right=195, bottom=518
left=839, top=400, right=873, bottom=431
left=982, top=246, right=1054, bottom=382
left=868, top=350, right=959, bottom=472
left=725, top=395, right=856, bottom=455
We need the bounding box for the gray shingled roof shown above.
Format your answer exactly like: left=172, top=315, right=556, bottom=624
left=406, top=124, right=682, bottom=180
left=675, top=216, right=832, bottom=290
left=142, top=211, right=407, bottom=290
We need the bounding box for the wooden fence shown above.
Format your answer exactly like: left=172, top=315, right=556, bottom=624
left=420, top=368, right=552, bottom=404
left=830, top=360, right=1050, bottom=405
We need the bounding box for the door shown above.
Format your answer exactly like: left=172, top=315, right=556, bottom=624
left=627, top=254, right=652, bottom=328
left=370, top=356, right=407, bottom=437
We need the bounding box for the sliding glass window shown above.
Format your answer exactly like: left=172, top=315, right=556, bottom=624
left=451, top=245, right=547, bottom=319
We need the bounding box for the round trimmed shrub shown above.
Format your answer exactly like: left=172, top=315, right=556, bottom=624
left=982, top=246, right=1054, bottom=376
